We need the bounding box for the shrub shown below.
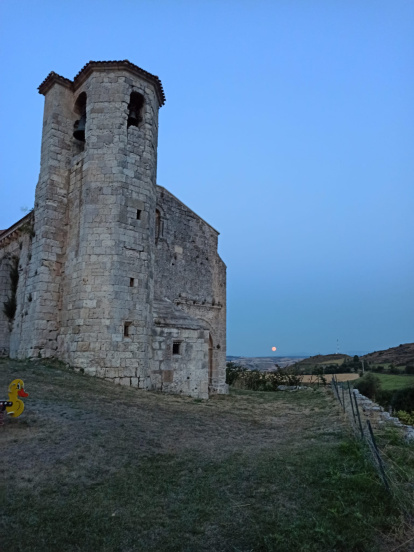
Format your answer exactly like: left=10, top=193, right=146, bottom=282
left=354, top=373, right=381, bottom=400
left=226, top=364, right=303, bottom=391
left=242, top=369, right=267, bottom=391
left=376, top=389, right=394, bottom=408
left=405, top=365, right=414, bottom=375
left=391, top=387, right=414, bottom=413
left=371, top=365, right=384, bottom=373
left=225, top=362, right=246, bottom=386
left=311, top=367, right=327, bottom=386
left=264, top=371, right=285, bottom=391
left=281, top=365, right=304, bottom=386
left=396, top=410, right=414, bottom=426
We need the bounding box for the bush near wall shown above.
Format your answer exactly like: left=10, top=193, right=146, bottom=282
left=354, top=373, right=381, bottom=400
left=355, top=373, right=414, bottom=422
left=225, top=363, right=304, bottom=391
left=391, top=387, right=414, bottom=413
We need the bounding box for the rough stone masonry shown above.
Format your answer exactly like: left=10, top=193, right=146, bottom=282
left=0, top=60, right=227, bottom=399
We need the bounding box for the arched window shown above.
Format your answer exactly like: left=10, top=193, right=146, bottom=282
left=127, top=91, right=144, bottom=128
left=73, top=92, right=87, bottom=142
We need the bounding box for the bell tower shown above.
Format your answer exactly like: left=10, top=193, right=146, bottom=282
left=22, top=61, right=165, bottom=385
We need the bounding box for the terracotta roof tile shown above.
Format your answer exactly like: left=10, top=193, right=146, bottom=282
left=38, top=60, right=165, bottom=106
left=38, top=71, right=73, bottom=95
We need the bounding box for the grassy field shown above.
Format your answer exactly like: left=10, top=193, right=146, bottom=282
left=302, top=373, right=359, bottom=383
left=370, top=364, right=407, bottom=372
left=319, top=358, right=345, bottom=366
left=374, top=373, right=414, bottom=391
left=1, top=359, right=413, bottom=552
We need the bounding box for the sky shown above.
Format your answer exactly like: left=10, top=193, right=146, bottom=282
left=0, top=1, right=413, bottom=357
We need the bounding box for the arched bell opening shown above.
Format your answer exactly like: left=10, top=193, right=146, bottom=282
left=73, top=92, right=87, bottom=143
left=127, top=91, right=145, bottom=128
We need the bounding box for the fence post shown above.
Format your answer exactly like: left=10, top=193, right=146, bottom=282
left=331, top=376, right=338, bottom=400
left=334, top=375, right=343, bottom=408
left=353, top=392, right=364, bottom=438
left=366, top=420, right=390, bottom=492
left=348, top=381, right=356, bottom=425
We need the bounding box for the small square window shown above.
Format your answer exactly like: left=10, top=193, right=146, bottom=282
left=173, top=341, right=181, bottom=355
left=136, top=209, right=141, bottom=220
left=124, top=322, right=132, bottom=337
left=129, top=278, right=134, bottom=287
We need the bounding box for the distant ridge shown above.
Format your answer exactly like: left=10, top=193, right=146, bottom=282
left=227, top=344, right=414, bottom=371
left=362, top=343, right=414, bottom=366
left=291, top=354, right=351, bottom=369
left=226, top=356, right=306, bottom=370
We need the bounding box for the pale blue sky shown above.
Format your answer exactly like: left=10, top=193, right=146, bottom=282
left=0, top=1, right=413, bottom=356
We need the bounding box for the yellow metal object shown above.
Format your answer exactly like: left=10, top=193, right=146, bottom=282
left=6, top=379, right=28, bottom=418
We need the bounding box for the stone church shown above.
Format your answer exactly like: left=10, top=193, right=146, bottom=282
left=0, top=60, right=227, bottom=399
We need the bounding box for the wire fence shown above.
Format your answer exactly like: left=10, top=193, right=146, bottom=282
left=330, top=375, right=414, bottom=517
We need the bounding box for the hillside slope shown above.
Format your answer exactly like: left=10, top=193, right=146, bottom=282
left=362, top=343, right=414, bottom=366
left=293, top=353, right=351, bottom=369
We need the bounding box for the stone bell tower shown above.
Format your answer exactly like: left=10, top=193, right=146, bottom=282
left=19, top=61, right=165, bottom=384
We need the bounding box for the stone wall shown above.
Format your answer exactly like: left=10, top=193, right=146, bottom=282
left=0, top=216, right=33, bottom=357
left=154, top=186, right=227, bottom=393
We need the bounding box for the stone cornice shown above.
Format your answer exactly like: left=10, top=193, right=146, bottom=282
left=38, top=60, right=166, bottom=107
left=38, top=72, right=74, bottom=96
left=0, top=212, right=33, bottom=247
left=174, top=297, right=222, bottom=309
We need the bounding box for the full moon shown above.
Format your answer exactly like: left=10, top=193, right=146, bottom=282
left=271, top=346, right=277, bottom=352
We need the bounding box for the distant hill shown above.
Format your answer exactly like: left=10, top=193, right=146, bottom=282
left=292, top=354, right=351, bottom=369
left=362, top=343, right=414, bottom=367
left=226, top=356, right=306, bottom=370
left=227, top=344, right=414, bottom=372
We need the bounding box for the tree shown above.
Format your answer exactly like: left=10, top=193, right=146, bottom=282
left=354, top=373, right=381, bottom=400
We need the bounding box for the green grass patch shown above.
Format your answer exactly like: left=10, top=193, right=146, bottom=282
left=375, top=373, right=414, bottom=391
left=2, top=439, right=403, bottom=552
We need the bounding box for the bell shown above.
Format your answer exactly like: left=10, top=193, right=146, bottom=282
left=73, top=113, right=86, bottom=141
left=127, top=107, right=141, bottom=128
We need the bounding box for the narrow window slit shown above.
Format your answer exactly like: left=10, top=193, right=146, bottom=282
left=124, top=322, right=132, bottom=337
left=129, top=278, right=134, bottom=287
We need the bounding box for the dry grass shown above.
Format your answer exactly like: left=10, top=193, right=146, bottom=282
left=302, top=373, right=360, bottom=383
left=0, top=358, right=410, bottom=552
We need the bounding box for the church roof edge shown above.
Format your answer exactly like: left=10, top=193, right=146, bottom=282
left=38, top=60, right=166, bottom=106
left=0, top=212, right=33, bottom=246
left=156, top=185, right=220, bottom=236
